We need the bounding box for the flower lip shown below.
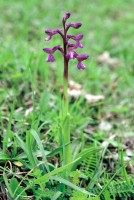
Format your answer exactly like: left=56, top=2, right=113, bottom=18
left=46, top=54, right=55, bottom=62
left=77, top=62, right=86, bottom=70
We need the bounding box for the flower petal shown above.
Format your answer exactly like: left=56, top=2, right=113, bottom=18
left=75, top=34, right=83, bottom=40
left=66, top=51, right=77, bottom=60
left=45, top=29, right=60, bottom=41
left=43, top=48, right=52, bottom=54
left=46, top=54, right=55, bottom=62
left=67, top=34, right=83, bottom=48
left=76, top=41, right=83, bottom=48
left=45, top=36, right=52, bottom=41
left=67, top=22, right=82, bottom=30
left=77, top=62, right=86, bottom=70
left=76, top=54, right=89, bottom=61
left=45, top=29, right=57, bottom=35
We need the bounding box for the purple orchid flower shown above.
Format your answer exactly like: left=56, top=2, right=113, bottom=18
left=66, top=43, right=77, bottom=60
left=76, top=54, right=89, bottom=70
left=77, top=62, right=86, bottom=70
left=45, top=29, right=63, bottom=41
left=43, top=45, right=60, bottom=62
left=45, top=30, right=58, bottom=41
left=43, top=12, right=89, bottom=70
left=66, top=22, right=82, bottom=30
left=67, top=34, right=83, bottom=48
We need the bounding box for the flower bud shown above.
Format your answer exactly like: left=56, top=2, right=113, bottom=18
left=65, top=12, right=71, bottom=20
left=62, top=12, right=71, bottom=24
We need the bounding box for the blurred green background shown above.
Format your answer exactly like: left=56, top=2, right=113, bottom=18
left=0, top=0, right=134, bottom=131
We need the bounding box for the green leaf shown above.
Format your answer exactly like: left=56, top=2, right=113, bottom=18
left=0, top=153, right=11, bottom=161
left=52, top=176, right=95, bottom=197
left=89, top=196, right=100, bottom=200
left=51, top=191, right=62, bottom=200
left=26, top=131, right=37, bottom=167
left=3, top=173, right=14, bottom=199
left=30, top=129, right=50, bottom=173
left=71, top=146, right=100, bottom=171
left=10, top=178, right=27, bottom=199
left=3, top=103, right=14, bottom=153
left=15, top=134, right=28, bottom=155
left=19, top=158, right=81, bottom=196
left=120, top=150, right=130, bottom=186
left=104, top=190, right=111, bottom=200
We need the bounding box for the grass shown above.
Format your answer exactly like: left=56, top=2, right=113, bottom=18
left=0, top=0, right=134, bottom=199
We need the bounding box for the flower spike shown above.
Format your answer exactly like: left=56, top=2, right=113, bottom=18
left=43, top=12, right=89, bottom=70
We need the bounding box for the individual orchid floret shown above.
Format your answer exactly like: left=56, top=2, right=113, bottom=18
left=66, top=22, right=82, bottom=31
left=77, top=62, right=86, bottom=70
left=66, top=43, right=77, bottom=60
left=45, top=30, right=57, bottom=41
left=45, top=29, right=62, bottom=41
left=63, top=12, right=71, bottom=24
left=76, top=54, right=89, bottom=70
left=43, top=45, right=60, bottom=62
left=67, top=34, right=83, bottom=48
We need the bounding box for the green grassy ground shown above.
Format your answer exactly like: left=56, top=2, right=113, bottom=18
left=0, top=0, right=134, bottom=199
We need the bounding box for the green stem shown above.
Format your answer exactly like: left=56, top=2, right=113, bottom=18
left=62, top=26, right=71, bottom=167
left=62, top=77, right=71, bottom=167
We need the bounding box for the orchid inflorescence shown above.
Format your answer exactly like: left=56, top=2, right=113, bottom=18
left=43, top=12, right=89, bottom=70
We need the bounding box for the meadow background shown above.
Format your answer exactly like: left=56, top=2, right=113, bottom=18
left=0, top=0, right=134, bottom=199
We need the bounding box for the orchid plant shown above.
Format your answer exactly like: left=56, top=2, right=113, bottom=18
left=43, top=12, right=88, bottom=170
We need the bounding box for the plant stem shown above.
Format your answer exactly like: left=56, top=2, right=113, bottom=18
left=62, top=22, right=71, bottom=167
left=63, top=76, right=71, bottom=166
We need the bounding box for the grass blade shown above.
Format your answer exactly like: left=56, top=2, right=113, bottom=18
left=30, top=129, right=50, bottom=173
left=52, top=176, right=95, bottom=197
